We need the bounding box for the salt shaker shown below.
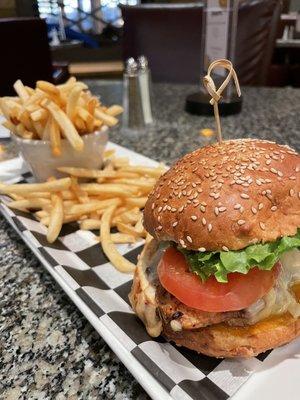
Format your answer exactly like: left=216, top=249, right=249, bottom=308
left=137, top=56, right=153, bottom=125
left=122, top=56, right=153, bottom=136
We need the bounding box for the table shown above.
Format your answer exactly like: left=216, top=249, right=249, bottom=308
left=1, top=82, right=299, bottom=399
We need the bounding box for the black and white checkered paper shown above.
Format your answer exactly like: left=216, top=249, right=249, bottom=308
left=0, top=143, right=275, bottom=400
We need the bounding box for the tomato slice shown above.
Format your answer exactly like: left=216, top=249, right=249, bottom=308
left=157, top=247, right=280, bottom=312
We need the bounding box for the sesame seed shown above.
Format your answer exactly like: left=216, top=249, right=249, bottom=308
left=234, top=203, right=241, bottom=210
left=191, top=215, right=197, bottom=221
left=214, top=207, right=219, bottom=216
left=200, top=205, right=206, bottom=213
left=256, top=179, right=262, bottom=186
left=151, top=203, right=155, bottom=210
left=186, top=235, right=193, bottom=243
left=251, top=207, right=257, bottom=214
left=178, top=205, right=184, bottom=212
left=222, top=246, right=229, bottom=252
left=238, top=219, right=246, bottom=225
left=202, top=217, right=206, bottom=226
left=266, top=159, right=271, bottom=165
left=289, top=176, right=296, bottom=180
left=270, top=168, right=277, bottom=174
left=157, top=225, right=162, bottom=231
left=219, top=206, right=227, bottom=212
left=208, top=223, right=213, bottom=232
left=241, top=193, right=250, bottom=199
left=179, top=239, right=185, bottom=247
left=260, top=222, right=266, bottom=230
left=198, top=247, right=206, bottom=252
left=258, top=203, right=264, bottom=210
left=271, top=206, right=277, bottom=211
left=290, top=189, right=295, bottom=196
left=172, top=221, right=178, bottom=227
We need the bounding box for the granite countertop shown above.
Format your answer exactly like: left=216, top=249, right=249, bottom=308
left=1, top=82, right=299, bottom=400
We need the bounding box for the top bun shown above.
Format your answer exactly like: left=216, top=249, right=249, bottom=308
left=144, top=139, right=300, bottom=251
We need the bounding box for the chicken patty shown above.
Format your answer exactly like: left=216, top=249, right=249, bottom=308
left=156, top=282, right=248, bottom=330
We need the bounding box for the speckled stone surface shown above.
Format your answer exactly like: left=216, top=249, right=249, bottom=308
left=0, top=82, right=299, bottom=400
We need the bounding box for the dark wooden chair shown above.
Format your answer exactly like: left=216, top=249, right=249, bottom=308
left=121, top=0, right=282, bottom=85
left=0, top=18, right=69, bottom=96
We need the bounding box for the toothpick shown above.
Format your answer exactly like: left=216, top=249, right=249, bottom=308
left=203, top=59, right=241, bottom=143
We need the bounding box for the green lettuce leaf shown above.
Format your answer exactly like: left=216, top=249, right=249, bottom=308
left=179, top=229, right=300, bottom=283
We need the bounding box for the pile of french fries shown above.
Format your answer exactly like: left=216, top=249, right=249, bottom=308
left=0, top=150, right=166, bottom=273
left=0, top=78, right=123, bottom=156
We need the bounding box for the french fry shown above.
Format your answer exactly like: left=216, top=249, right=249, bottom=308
left=25, top=86, right=35, bottom=96
left=2, top=120, right=17, bottom=134
left=104, top=149, right=115, bottom=159
left=13, top=80, right=29, bottom=102
left=37, top=81, right=59, bottom=96
left=0, top=177, right=71, bottom=194
left=77, top=106, right=94, bottom=132
left=116, top=208, right=141, bottom=224
left=6, top=198, right=51, bottom=211
left=0, top=98, right=12, bottom=120
left=79, top=183, right=138, bottom=197
left=80, top=219, right=102, bottom=230
left=68, top=198, right=121, bottom=215
left=19, top=110, right=35, bottom=133
left=30, top=108, right=48, bottom=122
left=97, top=233, right=136, bottom=244
left=31, top=120, right=44, bottom=139
left=47, top=194, right=63, bottom=243
left=35, top=210, right=49, bottom=219
left=74, top=115, right=86, bottom=132
left=87, top=97, right=97, bottom=116
left=94, top=108, right=118, bottom=127
left=49, top=116, right=61, bottom=157
left=66, top=84, right=82, bottom=120
left=57, top=166, right=116, bottom=179
left=70, top=176, right=89, bottom=203
left=44, top=100, right=84, bottom=151
left=16, top=124, right=33, bottom=139
left=24, top=91, right=45, bottom=106
left=116, top=222, right=141, bottom=239
left=106, top=105, right=124, bottom=117
left=100, top=205, right=136, bottom=273
left=125, top=197, right=148, bottom=208
left=119, top=165, right=166, bottom=178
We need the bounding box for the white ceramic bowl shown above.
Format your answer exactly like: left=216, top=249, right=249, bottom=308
left=11, top=126, right=109, bottom=182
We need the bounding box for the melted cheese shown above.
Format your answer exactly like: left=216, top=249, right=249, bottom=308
left=246, top=249, right=300, bottom=323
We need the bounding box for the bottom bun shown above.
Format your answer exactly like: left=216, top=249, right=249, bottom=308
left=162, top=312, right=300, bottom=358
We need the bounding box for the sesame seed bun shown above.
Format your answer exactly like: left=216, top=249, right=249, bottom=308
left=144, top=139, right=300, bottom=251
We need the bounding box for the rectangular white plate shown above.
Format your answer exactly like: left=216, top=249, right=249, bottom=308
left=0, top=142, right=299, bottom=400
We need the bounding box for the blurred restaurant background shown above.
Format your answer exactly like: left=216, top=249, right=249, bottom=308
left=0, top=0, right=299, bottom=96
